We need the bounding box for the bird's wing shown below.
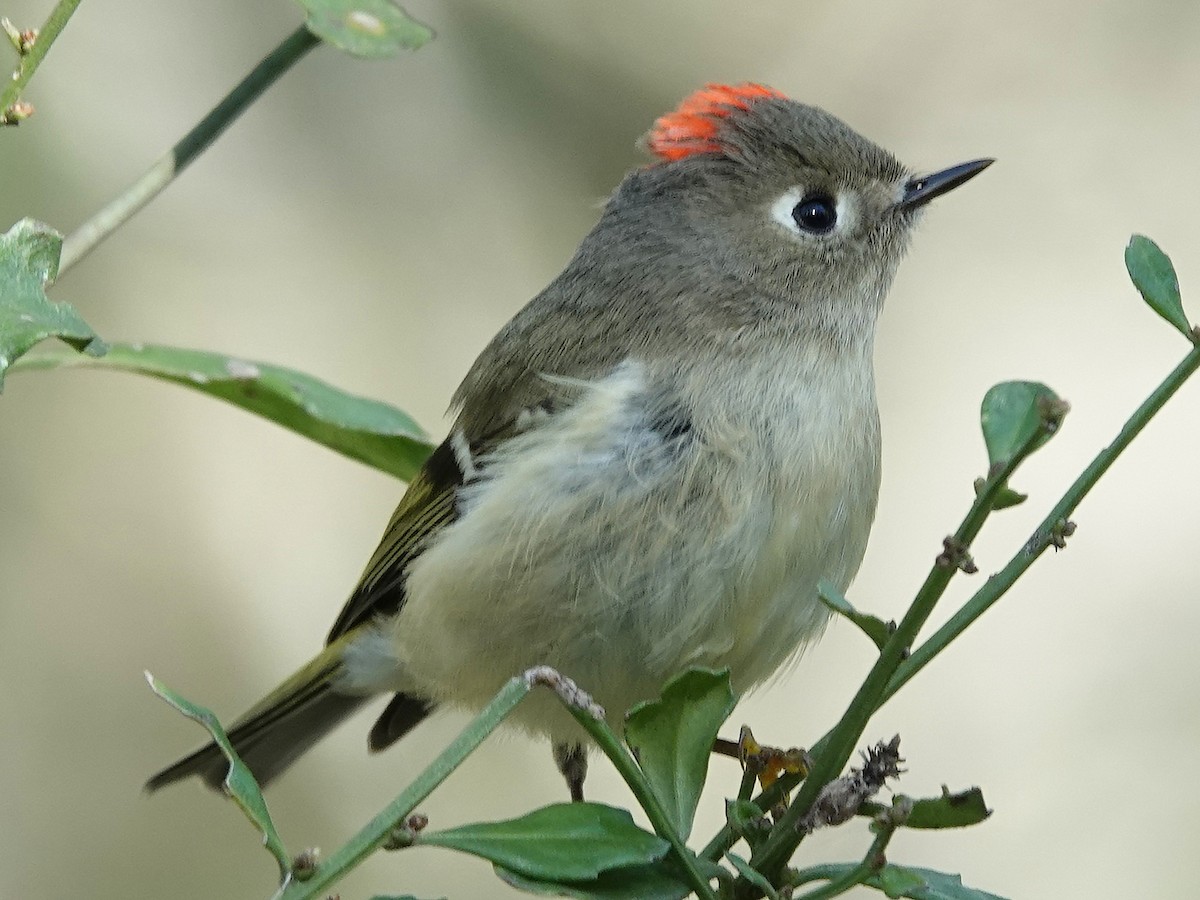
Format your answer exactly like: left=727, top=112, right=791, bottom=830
left=324, top=418, right=524, bottom=644
left=326, top=271, right=635, bottom=644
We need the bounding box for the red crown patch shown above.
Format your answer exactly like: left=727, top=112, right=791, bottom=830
left=648, top=83, right=785, bottom=162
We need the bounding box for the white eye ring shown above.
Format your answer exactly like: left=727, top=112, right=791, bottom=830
left=771, top=188, right=856, bottom=238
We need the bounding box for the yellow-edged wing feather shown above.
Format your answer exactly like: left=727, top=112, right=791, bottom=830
left=325, top=439, right=462, bottom=642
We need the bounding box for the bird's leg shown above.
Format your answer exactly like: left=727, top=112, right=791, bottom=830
left=552, top=741, right=588, bottom=802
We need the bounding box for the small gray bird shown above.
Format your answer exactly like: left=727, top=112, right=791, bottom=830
left=148, top=83, right=990, bottom=800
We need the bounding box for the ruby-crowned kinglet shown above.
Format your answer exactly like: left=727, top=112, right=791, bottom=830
left=148, top=83, right=990, bottom=800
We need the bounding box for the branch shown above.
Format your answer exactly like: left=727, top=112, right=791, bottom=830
left=276, top=674, right=535, bottom=900
left=886, top=341, right=1200, bottom=700
left=57, top=25, right=320, bottom=274
left=1, top=0, right=83, bottom=121
left=722, top=342, right=1200, bottom=894
left=745, top=406, right=1052, bottom=881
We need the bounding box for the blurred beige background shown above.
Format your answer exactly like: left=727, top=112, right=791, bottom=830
left=3, top=1, right=1199, bottom=897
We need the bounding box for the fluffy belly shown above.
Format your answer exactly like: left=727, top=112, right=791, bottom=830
left=386, top=364, right=878, bottom=742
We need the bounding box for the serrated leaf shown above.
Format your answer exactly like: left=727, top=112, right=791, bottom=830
left=10, top=342, right=433, bottom=479
left=145, top=673, right=289, bottom=881
left=420, top=803, right=668, bottom=882
left=1126, top=234, right=1191, bottom=337
left=862, top=865, right=1008, bottom=900
left=817, top=581, right=892, bottom=650
left=623, top=668, right=737, bottom=840
left=979, top=381, right=1062, bottom=469
left=297, top=0, right=433, bottom=57
left=496, top=861, right=693, bottom=900
left=0, top=219, right=104, bottom=390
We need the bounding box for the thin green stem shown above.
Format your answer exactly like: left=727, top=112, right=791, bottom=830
left=745, top=430, right=1041, bottom=884
left=885, top=342, right=1200, bottom=702
left=277, top=666, right=719, bottom=900
left=0, top=0, right=82, bottom=115
left=276, top=675, right=533, bottom=900
left=57, top=25, right=320, bottom=275
left=703, top=452, right=1026, bottom=870
left=787, top=868, right=854, bottom=897
left=789, top=822, right=894, bottom=900
left=700, top=776, right=787, bottom=863
left=564, top=704, right=720, bottom=900
left=725, top=342, right=1200, bottom=894
left=725, top=852, right=781, bottom=900
left=737, top=766, right=757, bottom=803
left=789, top=863, right=869, bottom=900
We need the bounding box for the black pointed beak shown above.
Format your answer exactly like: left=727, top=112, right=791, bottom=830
left=898, top=158, right=994, bottom=212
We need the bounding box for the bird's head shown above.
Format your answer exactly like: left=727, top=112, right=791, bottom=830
left=585, top=84, right=991, bottom=344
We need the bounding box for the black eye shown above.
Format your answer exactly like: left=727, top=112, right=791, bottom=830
left=792, top=195, right=837, bottom=234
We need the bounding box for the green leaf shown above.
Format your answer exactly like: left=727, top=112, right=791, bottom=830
left=862, top=865, right=1008, bottom=900
left=623, top=668, right=737, bottom=840
left=973, top=479, right=1027, bottom=511
left=817, top=581, right=892, bottom=650
left=798, top=863, right=1005, bottom=900
left=724, top=852, right=778, bottom=900
left=895, top=787, right=990, bottom=829
left=724, top=799, right=770, bottom=851
left=1125, top=234, right=1191, bottom=337
left=496, top=861, right=693, bottom=900
left=145, top=672, right=290, bottom=881
left=297, top=0, right=433, bottom=57
left=0, top=219, right=104, bottom=390
left=10, top=342, right=433, bottom=479
left=979, top=381, right=1063, bottom=469
left=420, top=803, right=669, bottom=882
left=876, top=864, right=931, bottom=898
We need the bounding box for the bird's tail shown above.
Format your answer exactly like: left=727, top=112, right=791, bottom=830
left=146, top=641, right=368, bottom=792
